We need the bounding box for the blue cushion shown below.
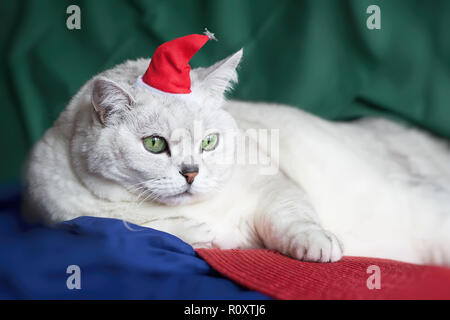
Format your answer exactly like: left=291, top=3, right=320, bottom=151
left=0, top=183, right=269, bottom=299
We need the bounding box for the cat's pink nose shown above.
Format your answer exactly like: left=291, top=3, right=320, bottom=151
left=180, top=164, right=199, bottom=184
left=181, top=171, right=198, bottom=184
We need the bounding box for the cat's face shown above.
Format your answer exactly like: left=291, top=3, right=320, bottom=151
left=83, top=50, right=242, bottom=205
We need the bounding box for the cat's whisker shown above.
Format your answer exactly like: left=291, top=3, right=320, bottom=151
left=129, top=180, right=155, bottom=189
left=136, top=189, right=152, bottom=202
left=137, top=190, right=158, bottom=207
left=127, top=178, right=168, bottom=196
left=129, top=185, right=148, bottom=194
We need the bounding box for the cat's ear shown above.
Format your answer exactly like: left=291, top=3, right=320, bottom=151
left=195, top=49, right=243, bottom=104
left=91, top=77, right=135, bottom=125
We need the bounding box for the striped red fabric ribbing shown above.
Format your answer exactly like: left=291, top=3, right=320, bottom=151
left=196, top=249, right=450, bottom=300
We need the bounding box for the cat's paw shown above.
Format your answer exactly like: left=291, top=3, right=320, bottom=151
left=143, top=218, right=215, bottom=249
left=290, top=229, right=343, bottom=263
left=185, top=222, right=216, bottom=249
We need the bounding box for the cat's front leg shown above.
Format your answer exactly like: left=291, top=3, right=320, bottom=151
left=254, top=175, right=343, bottom=262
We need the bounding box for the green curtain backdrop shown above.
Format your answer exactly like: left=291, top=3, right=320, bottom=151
left=1, top=0, right=450, bottom=181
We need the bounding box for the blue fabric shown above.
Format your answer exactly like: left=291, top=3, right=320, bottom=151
left=0, top=184, right=269, bottom=299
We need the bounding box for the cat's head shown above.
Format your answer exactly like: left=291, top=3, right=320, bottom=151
left=76, top=50, right=243, bottom=206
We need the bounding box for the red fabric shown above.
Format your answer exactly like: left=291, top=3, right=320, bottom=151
left=196, top=249, right=450, bottom=300
left=142, top=34, right=210, bottom=94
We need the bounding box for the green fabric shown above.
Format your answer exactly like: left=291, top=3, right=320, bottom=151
left=1, top=0, right=450, bottom=181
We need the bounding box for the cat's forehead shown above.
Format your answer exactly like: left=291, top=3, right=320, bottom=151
left=124, top=90, right=227, bottom=134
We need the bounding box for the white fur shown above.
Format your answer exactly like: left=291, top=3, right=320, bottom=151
left=24, top=50, right=450, bottom=266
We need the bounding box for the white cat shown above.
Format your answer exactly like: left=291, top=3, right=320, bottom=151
left=24, top=50, right=450, bottom=266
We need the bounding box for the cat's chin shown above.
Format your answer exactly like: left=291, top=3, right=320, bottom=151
left=157, top=190, right=207, bottom=206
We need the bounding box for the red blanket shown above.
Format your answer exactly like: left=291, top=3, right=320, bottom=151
left=196, top=249, right=450, bottom=299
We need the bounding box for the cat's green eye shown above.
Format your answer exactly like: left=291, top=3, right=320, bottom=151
left=143, top=136, right=167, bottom=154
left=201, top=134, right=219, bottom=151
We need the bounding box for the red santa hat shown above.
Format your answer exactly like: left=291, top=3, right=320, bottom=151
left=136, top=28, right=217, bottom=95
